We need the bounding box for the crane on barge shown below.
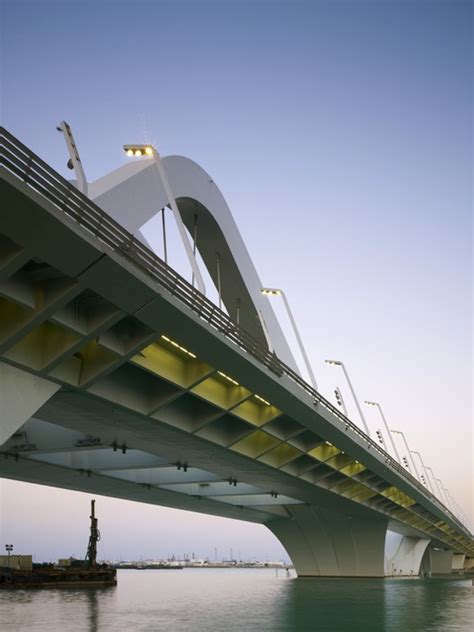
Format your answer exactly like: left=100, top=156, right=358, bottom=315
left=0, top=499, right=116, bottom=588
left=86, top=499, right=100, bottom=568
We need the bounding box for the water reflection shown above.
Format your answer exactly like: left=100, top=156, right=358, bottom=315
left=383, top=577, right=474, bottom=632
left=275, top=575, right=473, bottom=632
left=1, top=570, right=472, bottom=631
left=275, top=577, right=386, bottom=631
left=85, top=589, right=99, bottom=632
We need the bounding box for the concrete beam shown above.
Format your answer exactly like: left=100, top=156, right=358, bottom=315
left=0, top=235, right=30, bottom=281
left=0, top=450, right=274, bottom=525
left=0, top=363, right=60, bottom=446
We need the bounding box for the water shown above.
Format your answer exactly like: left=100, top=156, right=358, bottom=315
left=1, top=569, right=473, bottom=631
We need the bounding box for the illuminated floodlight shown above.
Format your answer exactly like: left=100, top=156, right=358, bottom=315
left=261, top=288, right=282, bottom=297
left=123, top=140, right=206, bottom=295
left=123, top=144, right=156, bottom=158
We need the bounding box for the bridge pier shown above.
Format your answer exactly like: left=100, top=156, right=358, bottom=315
left=0, top=363, right=60, bottom=446
left=464, top=557, right=474, bottom=571
left=451, top=554, right=466, bottom=573
left=385, top=535, right=431, bottom=577
left=266, top=504, right=388, bottom=577
left=426, top=548, right=454, bottom=575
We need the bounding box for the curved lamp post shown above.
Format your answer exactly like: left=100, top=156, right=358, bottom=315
left=124, top=143, right=206, bottom=295
left=325, top=360, right=370, bottom=436
left=438, top=481, right=455, bottom=512
left=364, top=401, right=400, bottom=462
left=261, top=288, right=318, bottom=391
left=390, top=429, right=421, bottom=482
left=410, top=450, right=435, bottom=494
left=425, top=466, right=444, bottom=503
left=334, top=386, right=348, bottom=417
left=57, top=121, right=88, bottom=196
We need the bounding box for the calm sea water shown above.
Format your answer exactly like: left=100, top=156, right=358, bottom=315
left=1, top=568, right=473, bottom=631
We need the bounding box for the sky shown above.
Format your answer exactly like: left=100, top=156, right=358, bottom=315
left=0, top=0, right=472, bottom=562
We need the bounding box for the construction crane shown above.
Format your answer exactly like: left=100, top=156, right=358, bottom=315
left=85, top=500, right=100, bottom=568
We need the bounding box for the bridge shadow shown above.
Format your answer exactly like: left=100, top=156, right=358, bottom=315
left=276, top=576, right=385, bottom=631
left=274, top=575, right=472, bottom=631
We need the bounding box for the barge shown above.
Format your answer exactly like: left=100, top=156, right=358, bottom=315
left=0, top=500, right=117, bottom=588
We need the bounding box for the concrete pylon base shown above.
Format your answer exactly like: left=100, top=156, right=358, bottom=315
left=452, top=554, right=466, bottom=572
left=266, top=504, right=388, bottom=577
left=464, top=557, right=474, bottom=570
left=428, top=548, right=454, bottom=575
left=385, top=535, right=430, bottom=577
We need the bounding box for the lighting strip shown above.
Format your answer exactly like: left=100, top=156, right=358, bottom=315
left=217, top=371, right=239, bottom=386
left=254, top=394, right=271, bottom=406
left=161, top=335, right=197, bottom=359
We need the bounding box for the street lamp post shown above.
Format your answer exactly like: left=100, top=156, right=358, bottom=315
left=445, top=490, right=461, bottom=520
left=441, top=484, right=456, bottom=513
left=5, top=544, right=13, bottom=569
left=325, top=360, right=370, bottom=437
left=410, top=450, right=435, bottom=494
left=435, top=478, right=451, bottom=508
left=261, top=288, right=318, bottom=391
left=374, top=428, right=387, bottom=451
left=425, top=466, right=444, bottom=503
left=390, top=430, right=421, bottom=482
left=334, top=386, right=348, bottom=417
left=364, top=401, right=401, bottom=462
left=124, top=144, right=206, bottom=295
left=57, top=121, right=88, bottom=196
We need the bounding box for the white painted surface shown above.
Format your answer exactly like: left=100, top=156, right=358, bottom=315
left=385, top=535, right=430, bottom=577
left=88, top=157, right=299, bottom=372
left=267, top=504, right=387, bottom=577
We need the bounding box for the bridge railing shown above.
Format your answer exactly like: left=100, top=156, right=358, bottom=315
left=0, top=127, right=467, bottom=534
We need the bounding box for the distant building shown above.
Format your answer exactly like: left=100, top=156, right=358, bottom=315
left=0, top=555, right=33, bottom=571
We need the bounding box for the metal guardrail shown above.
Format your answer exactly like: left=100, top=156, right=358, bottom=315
left=0, top=126, right=469, bottom=537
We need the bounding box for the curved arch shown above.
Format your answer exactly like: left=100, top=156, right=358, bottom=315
left=88, top=156, right=299, bottom=371
left=266, top=505, right=388, bottom=577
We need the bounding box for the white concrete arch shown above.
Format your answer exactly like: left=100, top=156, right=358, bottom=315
left=266, top=504, right=388, bottom=577
left=88, top=156, right=299, bottom=371
left=385, top=535, right=431, bottom=577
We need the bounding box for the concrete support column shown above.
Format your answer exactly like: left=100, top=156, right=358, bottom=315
left=428, top=548, right=454, bottom=575
left=464, top=557, right=474, bottom=570
left=451, top=554, right=466, bottom=573
left=265, top=504, right=388, bottom=577
left=385, top=535, right=431, bottom=577
left=0, top=362, right=60, bottom=446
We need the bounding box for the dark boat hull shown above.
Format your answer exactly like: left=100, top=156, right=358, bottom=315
left=0, top=567, right=117, bottom=589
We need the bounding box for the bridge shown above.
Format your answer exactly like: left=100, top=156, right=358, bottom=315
left=0, top=127, right=472, bottom=577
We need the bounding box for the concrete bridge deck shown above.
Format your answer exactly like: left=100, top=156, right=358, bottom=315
left=0, top=127, right=472, bottom=577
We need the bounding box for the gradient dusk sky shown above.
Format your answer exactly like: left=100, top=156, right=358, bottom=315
left=0, top=0, right=472, bottom=562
